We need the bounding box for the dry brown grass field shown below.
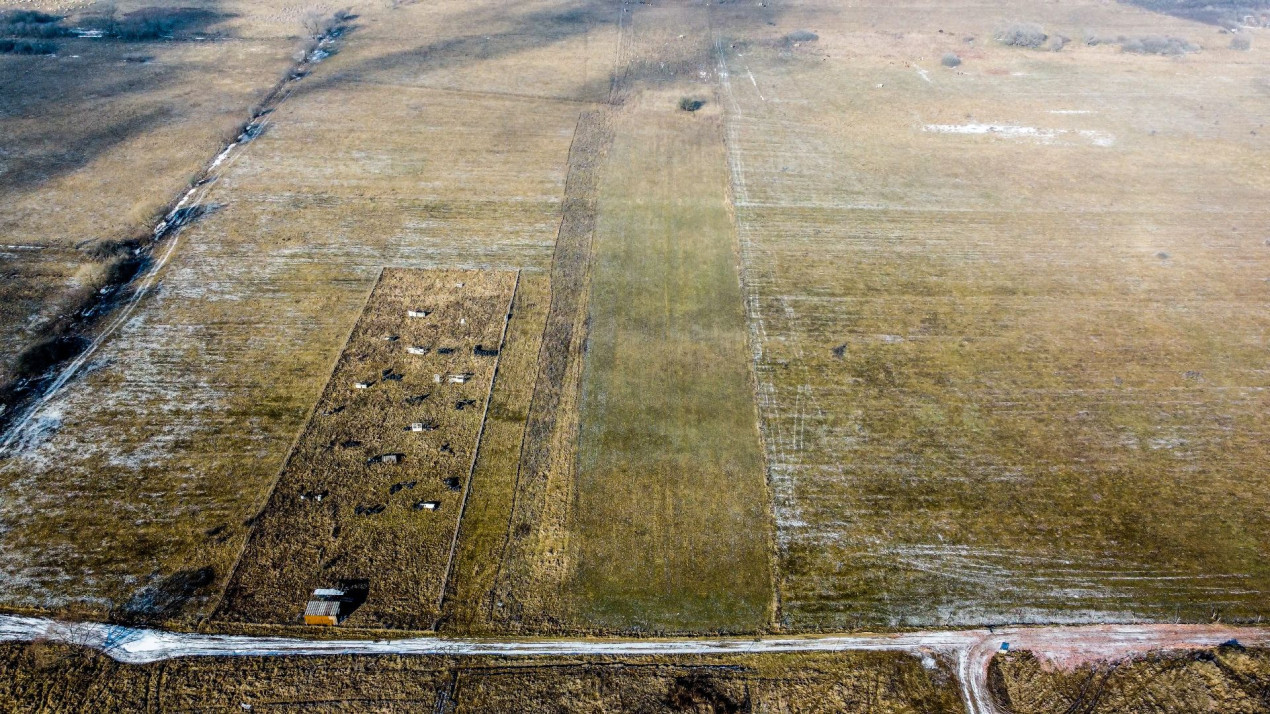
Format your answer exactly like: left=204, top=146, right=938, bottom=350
left=991, top=643, right=1270, bottom=712
left=0, top=0, right=598, bottom=620
left=217, top=268, right=515, bottom=630
left=709, top=0, right=1270, bottom=628
left=440, top=272, right=551, bottom=632
left=0, top=641, right=967, bottom=712
left=0, top=0, right=1267, bottom=667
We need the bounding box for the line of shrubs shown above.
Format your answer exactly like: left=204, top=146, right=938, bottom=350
left=0, top=10, right=71, bottom=37
left=995, top=22, right=1202, bottom=56
left=0, top=39, right=57, bottom=55
left=0, top=10, right=65, bottom=55
left=1086, top=33, right=1200, bottom=55
left=0, top=10, right=67, bottom=54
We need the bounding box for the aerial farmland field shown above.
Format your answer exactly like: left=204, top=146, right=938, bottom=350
left=710, top=0, right=1270, bottom=629
left=1, top=0, right=1269, bottom=709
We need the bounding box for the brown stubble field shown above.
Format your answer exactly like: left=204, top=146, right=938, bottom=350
left=217, top=268, right=515, bottom=630
left=991, top=644, right=1270, bottom=713
left=0, top=640, right=968, bottom=713
left=709, top=0, right=1270, bottom=628
left=0, top=0, right=611, bottom=621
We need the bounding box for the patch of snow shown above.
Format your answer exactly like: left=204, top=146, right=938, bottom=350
left=923, top=123, right=1114, bottom=146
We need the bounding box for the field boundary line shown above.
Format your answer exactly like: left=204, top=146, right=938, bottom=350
left=436, top=269, right=522, bottom=619
left=204, top=269, right=386, bottom=628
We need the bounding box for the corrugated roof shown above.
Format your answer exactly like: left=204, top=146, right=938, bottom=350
left=305, top=600, right=340, bottom=618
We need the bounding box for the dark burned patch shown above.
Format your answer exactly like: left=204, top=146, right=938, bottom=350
left=665, top=674, right=749, bottom=713
left=118, top=567, right=215, bottom=623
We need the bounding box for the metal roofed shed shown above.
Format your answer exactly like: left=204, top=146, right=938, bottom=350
left=304, top=600, right=339, bottom=626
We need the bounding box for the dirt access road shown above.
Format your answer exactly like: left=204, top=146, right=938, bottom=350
left=1, top=615, right=1264, bottom=713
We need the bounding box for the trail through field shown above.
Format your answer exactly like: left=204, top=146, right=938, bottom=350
left=0, top=615, right=1264, bottom=714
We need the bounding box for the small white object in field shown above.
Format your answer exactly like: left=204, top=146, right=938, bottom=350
left=406, top=346, right=427, bottom=355
left=407, top=309, right=429, bottom=318
left=354, top=381, right=371, bottom=389
left=433, top=374, right=442, bottom=383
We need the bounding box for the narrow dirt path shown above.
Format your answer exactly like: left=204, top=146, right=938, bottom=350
left=1, top=615, right=1264, bottom=713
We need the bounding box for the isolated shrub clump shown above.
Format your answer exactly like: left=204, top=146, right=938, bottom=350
left=995, top=22, right=1047, bottom=48
left=678, top=97, right=705, bottom=112
left=941, top=52, right=962, bottom=67
left=1048, top=34, right=1070, bottom=51
left=1230, top=35, right=1251, bottom=50
left=785, top=29, right=819, bottom=43
left=1122, top=35, right=1199, bottom=55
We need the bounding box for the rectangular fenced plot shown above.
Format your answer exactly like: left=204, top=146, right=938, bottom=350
left=217, top=268, right=516, bottom=630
